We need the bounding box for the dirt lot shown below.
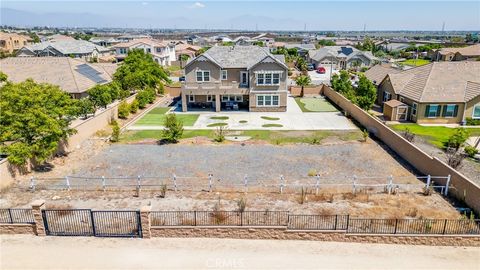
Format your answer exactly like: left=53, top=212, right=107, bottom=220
left=0, top=136, right=462, bottom=219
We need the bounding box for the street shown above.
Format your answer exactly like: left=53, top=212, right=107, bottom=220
left=1, top=235, right=478, bottom=270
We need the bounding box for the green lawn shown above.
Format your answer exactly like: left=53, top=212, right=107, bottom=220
left=261, top=116, right=280, bottom=121
left=120, top=129, right=364, bottom=144
left=262, top=124, right=283, bottom=128
left=398, top=59, right=431, bottom=67
left=294, top=97, right=338, bottom=112
left=210, top=116, right=229, bottom=120
left=389, top=124, right=480, bottom=148
left=134, top=107, right=199, bottom=126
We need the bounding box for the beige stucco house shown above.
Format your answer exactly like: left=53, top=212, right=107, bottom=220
left=376, top=62, right=480, bottom=124
left=428, top=44, right=480, bottom=62
left=0, top=32, right=32, bottom=53
left=181, top=46, right=288, bottom=112
left=114, top=38, right=175, bottom=66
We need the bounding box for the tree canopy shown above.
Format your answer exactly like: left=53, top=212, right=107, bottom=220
left=331, top=71, right=377, bottom=111
left=113, top=49, right=171, bottom=92
left=0, top=79, right=80, bottom=166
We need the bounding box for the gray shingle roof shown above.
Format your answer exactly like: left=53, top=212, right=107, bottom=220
left=284, top=43, right=316, bottom=51
left=200, top=45, right=287, bottom=69
left=0, top=57, right=117, bottom=94
left=309, top=46, right=376, bottom=61
left=364, top=64, right=402, bottom=85
left=23, top=40, right=111, bottom=55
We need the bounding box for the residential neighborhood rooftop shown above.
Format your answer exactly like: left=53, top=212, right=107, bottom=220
left=436, top=44, right=480, bottom=57
left=114, top=38, right=170, bottom=48
left=308, top=46, right=376, bottom=62
left=384, top=61, right=480, bottom=103
left=21, top=39, right=111, bottom=55
left=364, top=63, right=402, bottom=85
left=0, top=57, right=117, bottom=94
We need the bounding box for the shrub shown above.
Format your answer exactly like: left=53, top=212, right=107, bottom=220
left=157, top=83, right=165, bottom=95
left=402, top=127, right=415, bottom=142
left=362, top=129, right=369, bottom=142
left=445, top=147, right=465, bottom=169
left=465, top=117, right=480, bottom=126
left=214, top=126, right=227, bottom=142
left=129, top=99, right=139, bottom=113
left=444, top=128, right=469, bottom=150
left=299, top=187, right=308, bottom=204
left=161, top=113, right=184, bottom=143
left=110, top=120, right=120, bottom=142
left=159, top=184, right=167, bottom=198
left=237, top=197, right=247, bottom=212
left=464, top=145, right=478, bottom=158
left=118, top=100, right=130, bottom=119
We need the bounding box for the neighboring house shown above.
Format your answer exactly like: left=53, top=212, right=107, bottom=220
left=175, top=43, right=201, bottom=60
left=308, top=46, right=377, bottom=70
left=0, top=32, right=32, bottom=53
left=114, top=38, right=175, bottom=66
left=364, top=64, right=402, bottom=86
left=428, top=44, right=480, bottom=61
left=234, top=36, right=255, bottom=46
left=90, top=37, right=121, bottom=47
left=181, top=45, right=288, bottom=112
left=40, top=34, right=75, bottom=42
left=117, top=34, right=151, bottom=42
left=376, top=62, right=480, bottom=124
left=0, top=57, right=117, bottom=98
left=284, top=43, right=316, bottom=58
left=16, top=40, right=112, bottom=61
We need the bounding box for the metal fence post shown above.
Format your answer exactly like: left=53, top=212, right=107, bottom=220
left=244, top=174, right=248, bottom=193
left=426, top=175, right=431, bottom=191
left=102, top=176, right=106, bottom=192
left=334, top=215, right=338, bottom=230
left=65, top=176, right=70, bottom=190
left=173, top=174, right=177, bottom=192
left=394, top=219, right=398, bottom=234
left=352, top=175, right=357, bottom=194
left=442, top=219, right=448, bottom=234
left=30, top=176, right=36, bottom=191
left=346, top=215, right=350, bottom=231
left=444, top=175, right=451, bottom=196
left=208, top=174, right=213, bottom=192
left=280, top=175, right=285, bottom=194
left=194, top=210, right=197, bottom=226
left=315, top=174, right=320, bottom=195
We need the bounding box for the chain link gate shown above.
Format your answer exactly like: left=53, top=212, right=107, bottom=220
left=42, top=209, right=142, bottom=238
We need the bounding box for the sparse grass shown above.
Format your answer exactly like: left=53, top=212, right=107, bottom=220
left=207, top=122, right=228, bottom=127
left=261, top=116, right=280, bottom=121
left=294, top=97, right=338, bottom=112
left=210, top=116, right=229, bottom=120
left=262, top=124, right=283, bottom=128
left=399, top=59, right=431, bottom=67
left=239, top=120, right=248, bottom=124
left=134, top=107, right=199, bottom=126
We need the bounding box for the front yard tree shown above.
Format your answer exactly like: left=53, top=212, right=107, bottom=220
left=354, top=75, right=377, bottom=110
left=0, top=79, right=79, bottom=167
left=113, top=49, right=171, bottom=92
left=78, top=98, right=95, bottom=119
left=295, top=75, right=311, bottom=97
left=331, top=70, right=355, bottom=100
left=161, top=113, right=184, bottom=143
left=87, top=84, right=114, bottom=109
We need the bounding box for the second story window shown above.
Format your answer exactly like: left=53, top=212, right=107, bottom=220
left=256, top=72, right=281, bottom=86
left=221, top=70, right=228, bottom=80
left=119, top=48, right=127, bottom=54
left=196, top=70, right=210, bottom=82
left=156, top=47, right=163, bottom=53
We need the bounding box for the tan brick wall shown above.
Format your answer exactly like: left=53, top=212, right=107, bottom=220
left=165, top=86, right=182, bottom=97
left=0, top=224, right=36, bottom=235
left=289, top=86, right=323, bottom=96
left=150, top=227, right=480, bottom=246
left=322, top=85, right=480, bottom=215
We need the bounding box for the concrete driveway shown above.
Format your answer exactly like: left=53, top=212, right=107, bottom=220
left=308, top=67, right=339, bottom=85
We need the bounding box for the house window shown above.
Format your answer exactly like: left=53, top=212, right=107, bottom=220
left=156, top=47, right=162, bottom=53
left=412, top=102, right=417, bottom=116
left=257, top=95, right=280, bottom=107
left=383, top=92, right=391, bottom=102
left=119, top=48, right=127, bottom=54
left=473, top=104, right=480, bottom=119
left=256, top=72, right=281, bottom=86
left=221, top=70, right=228, bottom=80
left=207, top=95, right=215, bottom=102
left=196, top=70, right=210, bottom=82
left=221, top=95, right=242, bottom=102
left=146, top=48, right=151, bottom=53
left=425, top=104, right=441, bottom=118
left=443, top=104, right=458, bottom=118
left=235, top=95, right=243, bottom=102
left=188, top=95, right=195, bottom=103
left=399, top=97, right=404, bottom=103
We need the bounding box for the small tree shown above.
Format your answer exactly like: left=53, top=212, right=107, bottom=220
left=129, top=99, right=139, bottom=113
left=110, top=120, right=120, bottom=142
left=355, top=75, right=377, bottom=110
left=444, top=128, right=469, bottom=150
left=214, top=126, right=228, bottom=142
left=161, top=113, right=184, bottom=143
left=295, top=75, right=311, bottom=97
left=78, top=98, right=95, bottom=119
left=118, top=100, right=130, bottom=119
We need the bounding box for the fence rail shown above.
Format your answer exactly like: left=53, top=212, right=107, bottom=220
left=0, top=209, right=35, bottom=224
left=26, top=174, right=452, bottom=196
left=288, top=215, right=349, bottom=230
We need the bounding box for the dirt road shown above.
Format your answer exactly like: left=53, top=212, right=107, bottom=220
left=1, top=235, right=478, bottom=270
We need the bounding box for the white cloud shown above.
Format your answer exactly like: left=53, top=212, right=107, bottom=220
left=188, top=2, right=205, bottom=9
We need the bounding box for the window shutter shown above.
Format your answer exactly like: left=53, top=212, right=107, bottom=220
left=442, top=105, right=447, bottom=117
left=436, top=106, right=442, bottom=117
left=424, top=105, right=430, bottom=117
left=453, top=105, right=458, bottom=117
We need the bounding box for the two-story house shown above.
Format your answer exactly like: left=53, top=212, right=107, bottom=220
left=114, top=38, right=175, bottom=66
left=181, top=46, right=288, bottom=112
left=0, top=32, right=32, bottom=53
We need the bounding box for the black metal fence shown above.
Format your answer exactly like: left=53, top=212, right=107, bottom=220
left=288, top=215, right=349, bottom=230
left=42, top=209, right=142, bottom=238
left=150, top=211, right=289, bottom=227
left=0, top=209, right=35, bottom=224
left=347, top=218, right=480, bottom=235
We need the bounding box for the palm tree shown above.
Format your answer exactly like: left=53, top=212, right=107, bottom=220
left=295, top=75, right=311, bottom=97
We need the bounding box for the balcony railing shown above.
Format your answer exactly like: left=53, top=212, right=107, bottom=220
left=182, top=81, right=247, bottom=90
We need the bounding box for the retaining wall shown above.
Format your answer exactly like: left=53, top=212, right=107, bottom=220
left=289, top=85, right=324, bottom=96
left=0, top=224, right=36, bottom=235
left=322, top=85, right=480, bottom=214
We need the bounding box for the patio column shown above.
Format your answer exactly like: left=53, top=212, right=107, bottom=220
left=181, top=92, right=188, bottom=112
left=215, top=94, right=221, bottom=112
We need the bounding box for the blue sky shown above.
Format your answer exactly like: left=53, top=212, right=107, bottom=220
left=1, top=1, right=479, bottom=30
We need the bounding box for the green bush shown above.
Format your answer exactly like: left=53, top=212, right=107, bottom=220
left=110, top=120, right=120, bottom=142
left=161, top=113, right=184, bottom=143
left=129, top=99, right=139, bottom=113
left=444, top=128, right=469, bottom=150
left=136, top=90, right=150, bottom=109
left=464, top=145, right=479, bottom=158
left=466, top=117, right=480, bottom=126
left=118, top=100, right=130, bottom=119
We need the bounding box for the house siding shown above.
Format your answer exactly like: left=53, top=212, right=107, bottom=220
left=465, top=96, right=480, bottom=121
